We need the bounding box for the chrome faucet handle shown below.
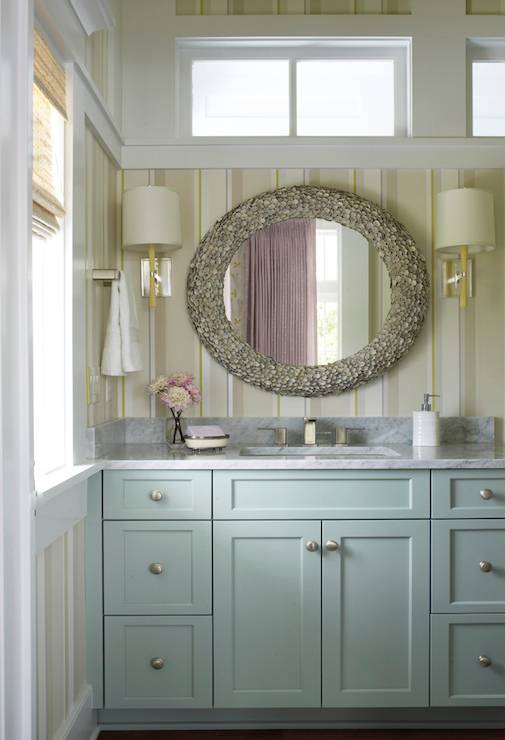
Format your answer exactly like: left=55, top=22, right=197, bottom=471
left=257, top=426, right=288, bottom=446
left=334, top=426, right=366, bottom=446
left=303, top=417, right=317, bottom=446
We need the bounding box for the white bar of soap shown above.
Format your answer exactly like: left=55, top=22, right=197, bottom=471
left=186, top=425, right=225, bottom=438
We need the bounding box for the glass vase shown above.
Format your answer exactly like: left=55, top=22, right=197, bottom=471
left=168, top=408, right=184, bottom=444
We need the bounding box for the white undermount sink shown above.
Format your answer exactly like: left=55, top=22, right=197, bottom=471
left=239, top=445, right=401, bottom=458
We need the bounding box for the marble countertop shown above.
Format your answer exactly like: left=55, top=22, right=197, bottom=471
left=93, top=443, right=505, bottom=469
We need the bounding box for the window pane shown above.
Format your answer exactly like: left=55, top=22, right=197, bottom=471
left=192, top=60, right=290, bottom=136
left=32, top=230, right=67, bottom=476
left=297, top=59, right=395, bottom=136
left=473, top=62, right=505, bottom=136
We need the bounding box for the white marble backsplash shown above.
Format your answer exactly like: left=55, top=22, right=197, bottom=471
left=88, top=416, right=494, bottom=457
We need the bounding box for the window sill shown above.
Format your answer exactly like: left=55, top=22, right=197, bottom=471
left=35, top=462, right=101, bottom=500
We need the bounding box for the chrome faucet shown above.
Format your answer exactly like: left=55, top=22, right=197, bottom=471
left=334, top=426, right=365, bottom=446
left=303, top=417, right=317, bottom=446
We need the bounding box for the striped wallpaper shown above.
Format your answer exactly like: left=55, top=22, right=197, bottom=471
left=174, top=0, right=505, bottom=14
left=118, top=168, right=505, bottom=443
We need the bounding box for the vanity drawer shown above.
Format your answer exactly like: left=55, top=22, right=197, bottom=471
left=213, top=470, right=430, bottom=519
left=432, top=520, right=505, bottom=613
left=103, top=470, right=211, bottom=519
left=432, top=471, right=505, bottom=518
left=103, top=521, right=212, bottom=615
left=431, top=614, right=505, bottom=706
left=104, top=616, right=212, bottom=708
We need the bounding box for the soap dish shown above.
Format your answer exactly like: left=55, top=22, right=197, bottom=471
left=184, top=434, right=230, bottom=452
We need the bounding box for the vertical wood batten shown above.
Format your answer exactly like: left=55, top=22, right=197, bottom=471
left=436, top=169, right=461, bottom=416
left=356, top=168, right=384, bottom=416
left=37, top=555, right=48, bottom=740
left=200, top=170, right=229, bottom=416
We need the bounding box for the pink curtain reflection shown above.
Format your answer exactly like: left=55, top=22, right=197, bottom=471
left=246, top=218, right=317, bottom=365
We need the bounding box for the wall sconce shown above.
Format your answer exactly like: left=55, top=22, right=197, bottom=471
left=122, top=185, right=182, bottom=308
left=435, top=187, right=495, bottom=309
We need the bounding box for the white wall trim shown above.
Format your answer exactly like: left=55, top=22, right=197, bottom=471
left=69, top=0, right=115, bottom=36
left=0, top=1, right=36, bottom=738
left=53, top=685, right=97, bottom=740
left=122, top=138, right=505, bottom=171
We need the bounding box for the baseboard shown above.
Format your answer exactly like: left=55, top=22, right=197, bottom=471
left=97, top=707, right=505, bottom=731
left=54, top=685, right=98, bottom=740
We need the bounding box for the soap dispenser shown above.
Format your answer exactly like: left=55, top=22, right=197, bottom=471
left=413, top=393, right=440, bottom=446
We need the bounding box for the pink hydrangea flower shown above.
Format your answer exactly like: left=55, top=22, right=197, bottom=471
left=159, top=385, right=191, bottom=412
left=167, top=372, right=194, bottom=387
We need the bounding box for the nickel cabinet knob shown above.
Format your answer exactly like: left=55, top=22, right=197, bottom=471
left=325, top=540, right=339, bottom=551
left=150, top=657, right=165, bottom=670
left=150, top=490, right=164, bottom=501
left=305, top=541, right=319, bottom=552
left=480, top=489, right=494, bottom=500
left=478, top=655, right=492, bottom=668
left=479, top=560, right=493, bottom=573
left=149, top=563, right=164, bottom=575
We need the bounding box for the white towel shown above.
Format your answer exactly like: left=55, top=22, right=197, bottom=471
left=101, top=271, right=142, bottom=376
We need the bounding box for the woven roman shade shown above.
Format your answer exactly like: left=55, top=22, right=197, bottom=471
left=32, top=31, right=66, bottom=238
left=33, top=31, right=67, bottom=119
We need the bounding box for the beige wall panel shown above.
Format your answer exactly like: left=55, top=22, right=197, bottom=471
left=72, top=520, right=87, bottom=698
left=355, top=169, right=384, bottom=415
left=466, top=169, right=505, bottom=442
left=122, top=170, right=151, bottom=417
left=309, top=0, right=355, bottom=12
left=86, top=129, right=120, bottom=426
left=382, top=170, right=432, bottom=415
left=467, top=0, right=505, bottom=12
left=280, top=0, right=307, bottom=12
left=230, top=170, right=278, bottom=416
left=435, top=169, right=461, bottom=416
left=144, top=169, right=202, bottom=418
left=358, top=0, right=384, bottom=12
left=385, top=0, right=410, bottom=12
left=306, top=169, right=355, bottom=417
left=44, top=538, right=67, bottom=739
left=231, top=0, right=276, bottom=12
left=177, top=0, right=200, bottom=13
left=200, top=169, right=230, bottom=416
left=206, top=0, right=230, bottom=11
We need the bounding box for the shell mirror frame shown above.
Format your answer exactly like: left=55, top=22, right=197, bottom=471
left=186, top=186, right=429, bottom=397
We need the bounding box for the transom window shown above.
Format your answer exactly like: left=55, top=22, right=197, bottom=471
left=469, top=41, right=505, bottom=136
left=178, top=39, right=410, bottom=138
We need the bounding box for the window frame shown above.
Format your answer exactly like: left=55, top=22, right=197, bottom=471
left=177, top=38, right=411, bottom=139
left=468, top=39, right=505, bottom=137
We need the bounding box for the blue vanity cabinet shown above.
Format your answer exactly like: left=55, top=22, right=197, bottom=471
left=431, top=470, right=505, bottom=706
left=213, top=520, right=322, bottom=708
left=102, top=470, right=213, bottom=709
left=212, top=469, right=431, bottom=710
left=322, top=520, right=430, bottom=707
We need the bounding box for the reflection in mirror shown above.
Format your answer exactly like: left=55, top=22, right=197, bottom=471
left=224, top=218, right=391, bottom=366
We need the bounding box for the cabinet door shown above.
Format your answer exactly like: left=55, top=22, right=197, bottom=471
left=214, top=521, right=321, bottom=708
left=322, top=520, right=429, bottom=707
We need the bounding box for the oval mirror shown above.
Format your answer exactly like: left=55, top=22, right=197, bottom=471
left=187, top=186, right=429, bottom=397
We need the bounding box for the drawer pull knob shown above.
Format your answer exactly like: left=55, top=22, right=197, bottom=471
left=479, top=560, right=493, bottom=573
left=150, top=490, right=164, bottom=501
left=305, top=541, right=319, bottom=552
left=150, top=657, right=165, bottom=670
left=478, top=655, right=492, bottom=668
left=149, top=563, right=164, bottom=575
left=480, top=489, right=494, bottom=500
left=325, top=540, right=339, bottom=552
